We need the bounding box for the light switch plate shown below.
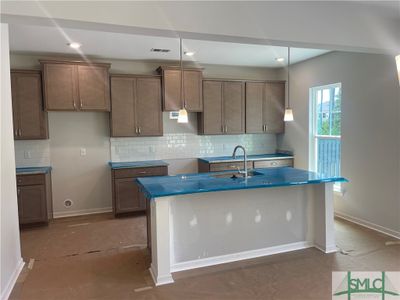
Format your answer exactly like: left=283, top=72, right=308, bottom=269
left=80, top=148, right=87, bottom=156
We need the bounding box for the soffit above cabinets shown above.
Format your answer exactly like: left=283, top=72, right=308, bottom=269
left=9, top=24, right=330, bottom=68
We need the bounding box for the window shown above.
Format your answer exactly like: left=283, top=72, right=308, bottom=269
left=309, top=83, right=342, bottom=190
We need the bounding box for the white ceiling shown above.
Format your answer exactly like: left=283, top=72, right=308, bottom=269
left=9, top=24, right=330, bottom=68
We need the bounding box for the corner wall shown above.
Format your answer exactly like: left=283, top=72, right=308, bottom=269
left=0, top=24, right=24, bottom=300
left=278, top=51, right=400, bottom=236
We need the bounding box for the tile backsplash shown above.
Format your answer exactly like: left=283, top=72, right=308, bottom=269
left=111, top=133, right=277, bottom=162
left=14, top=140, right=51, bottom=167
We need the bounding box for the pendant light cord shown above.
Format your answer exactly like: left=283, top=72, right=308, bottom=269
left=287, top=47, right=290, bottom=109
left=180, top=38, right=185, bottom=109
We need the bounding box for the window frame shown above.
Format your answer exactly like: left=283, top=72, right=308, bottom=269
left=309, top=83, right=342, bottom=192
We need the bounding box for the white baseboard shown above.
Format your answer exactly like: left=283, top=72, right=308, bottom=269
left=149, top=264, right=174, bottom=286
left=1, top=259, right=24, bottom=300
left=171, top=241, right=313, bottom=273
left=53, top=207, right=112, bottom=219
left=335, top=211, right=400, bottom=240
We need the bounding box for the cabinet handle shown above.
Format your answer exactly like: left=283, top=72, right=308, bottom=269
left=225, top=126, right=228, bottom=133
left=73, top=102, right=77, bottom=110
left=139, top=171, right=147, bottom=174
left=271, top=161, right=278, bottom=166
left=265, top=125, right=268, bottom=132
left=18, top=129, right=22, bottom=136
left=138, top=127, right=141, bottom=134
left=17, top=188, right=20, bottom=196
left=15, top=129, right=18, bottom=137
left=221, top=125, right=224, bottom=133
left=80, top=101, right=83, bottom=109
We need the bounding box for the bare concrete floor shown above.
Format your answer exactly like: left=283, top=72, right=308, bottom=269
left=10, top=213, right=400, bottom=300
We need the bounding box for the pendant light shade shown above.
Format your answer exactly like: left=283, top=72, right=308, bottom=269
left=285, top=47, right=294, bottom=122
left=177, top=108, right=188, bottom=123
left=284, top=108, right=294, bottom=122
left=177, top=38, right=189, bottom=123
left=396, top=54, right=400, bottom=85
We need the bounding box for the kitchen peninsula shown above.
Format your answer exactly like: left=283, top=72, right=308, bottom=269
left=137, top=167, right=347, bottom=286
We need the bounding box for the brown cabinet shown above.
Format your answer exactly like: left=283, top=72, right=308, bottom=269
left=157, top=66, right=203, bottom=112
left=17, top=172, right=52, bottom=225
left=198, top=157, right=293, bottom=172
left=111, top=166, right=168, bottom=216
left=11, top=70, right=48, bottom=140
left=246, top=81, right=286, bottom=134
left=199, top=80, right=245, bottom=135
left=40, top=60, right=110, bottom=111
left=110, top=75, right=163, bottom=137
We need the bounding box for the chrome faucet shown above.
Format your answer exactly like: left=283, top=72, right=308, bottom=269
left=232, top=145, right=248, bottom=178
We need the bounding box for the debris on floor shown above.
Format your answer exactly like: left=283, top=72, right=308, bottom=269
left=134, top=286, right=153, bottom=293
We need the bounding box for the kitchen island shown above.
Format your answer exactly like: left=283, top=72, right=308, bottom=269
left=137, top=167, right=347, bottom=286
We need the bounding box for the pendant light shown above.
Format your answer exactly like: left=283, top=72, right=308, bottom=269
left=396, top=54, right=400, bottom=85
left=284, top=47, right=294, bottom=122
left=177, top=38, right=188, bottom=123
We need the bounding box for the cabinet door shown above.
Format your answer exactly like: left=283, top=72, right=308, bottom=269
left=264, top=83, right=285, bottom=133
left=18, top=185, right=47, bottom=224
left=246, top=82, right=264, bottom=133
left=223, top=81, right=245, bottom=134
left=183, top=70, right=203, bottom=112
left=114, top=178, right=144, bottom=213
left=12, top=72, right=48, bottom=140
left=162, top=69, right=182, bottom=111
left=136, top=77, right=163, bottom=136
left=11, top=73, right=20, bottom=139
left=202, top=81, right=223, bottom=134
left=77, top=65, right=110, bottom=111
left=43, top=63, right=77, bottom=110
left=110, top=77, right=137, bottom=137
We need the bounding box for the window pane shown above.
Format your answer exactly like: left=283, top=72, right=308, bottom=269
left=331, top=112, right=341, bottom=136
left=317, top=112, right=330, bottom=135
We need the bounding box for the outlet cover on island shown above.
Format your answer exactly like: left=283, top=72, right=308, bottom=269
left=24, top=150, right=32, bottom=159
left=80, top=148, right=87, bottom=156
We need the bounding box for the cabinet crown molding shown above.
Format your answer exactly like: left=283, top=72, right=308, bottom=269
left=39, top=59, right=111, bottom=68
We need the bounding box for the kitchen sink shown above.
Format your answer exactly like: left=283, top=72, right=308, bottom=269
left=211, top=170, right=263, bottom=179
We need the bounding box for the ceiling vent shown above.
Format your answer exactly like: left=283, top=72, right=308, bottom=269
left=151, top=48, right=171, bottom=53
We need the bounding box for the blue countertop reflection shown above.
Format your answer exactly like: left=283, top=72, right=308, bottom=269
left=16, top=166, right=52, bottom=175
left=198, top=153, right=293, bottom=164
left=137, top=167, right=348, bottom=199
left=109, top=160, right=169, bottom=169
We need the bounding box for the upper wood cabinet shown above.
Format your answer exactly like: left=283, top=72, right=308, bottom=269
left=246, top=81, right=285, bottom=134
left=198, top=80, right=245, bottom=135
left=157, top=66, right=203, bottom=112
left=11, top=70, right=48, bottom=140
left=40, top=60, right=111, bottom=111
left=110, top=75, right=163, bottom=137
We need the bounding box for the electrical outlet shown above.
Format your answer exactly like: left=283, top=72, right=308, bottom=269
left=80, top=148, right=87, bottom=156
left=24, top=151, right=32, bottom=159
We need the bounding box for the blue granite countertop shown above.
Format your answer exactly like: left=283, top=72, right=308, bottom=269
left=16, top=166, right=52, bottom=175
left=109, top=160, right=169, bottom=169
left=198, top=153, right=293, bottom=164
left=137, top=167, right=347, bottom=199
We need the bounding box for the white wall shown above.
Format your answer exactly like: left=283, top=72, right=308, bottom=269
left=11, top=53, right=280, bottom=217
left=0, top=24, right=24, bottom=300
left=278, top=51, right=400, bottom=236
left=2, top=1, right=399, bottom=54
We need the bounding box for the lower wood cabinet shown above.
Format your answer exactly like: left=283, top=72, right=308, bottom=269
left=111, top=166, right=168, bottom=216
left=198, top=158, right=293, bottom=173
left=17, top=173, right=53, bottom=225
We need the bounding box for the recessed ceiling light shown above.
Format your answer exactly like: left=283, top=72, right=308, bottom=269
left=275, top=57, right=285, bottom=62
left=68, top=42, right=81, bottom=49
left=184, top=51, right=195, bottom=56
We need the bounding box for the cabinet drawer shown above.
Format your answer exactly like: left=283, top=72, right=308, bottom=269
left=254, top=159, right=293, bottom=168
left=16, top=174, right=45, bottom=186
left=113, top=166, right=168, bottom=179
left=209, top=162, right=253, bottom=172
